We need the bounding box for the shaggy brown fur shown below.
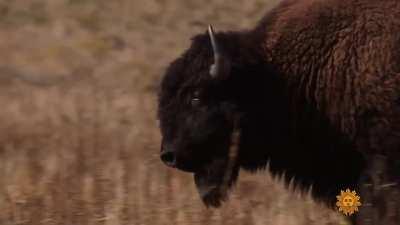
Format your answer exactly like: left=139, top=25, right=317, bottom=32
left=259, top=0, right=400, bottom=155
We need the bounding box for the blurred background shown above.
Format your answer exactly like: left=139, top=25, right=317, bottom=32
left=0, top=0, right=348, bottom=224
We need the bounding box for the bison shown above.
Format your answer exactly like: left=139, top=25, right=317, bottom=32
left=157, top=0, right=400, bottom=224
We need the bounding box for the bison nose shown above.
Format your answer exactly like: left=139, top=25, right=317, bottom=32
left=160, top=148, right=176, bottom=167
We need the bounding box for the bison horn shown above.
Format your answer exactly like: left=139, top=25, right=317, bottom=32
left=208, top=25, right=221, bottom=78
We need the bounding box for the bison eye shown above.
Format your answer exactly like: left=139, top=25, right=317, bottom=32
left=191, top=90, right=201, bottom=107
left=191, top=97, right=200, bottom=107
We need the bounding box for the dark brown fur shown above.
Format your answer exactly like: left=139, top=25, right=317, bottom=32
left=259, top=0, right=400, bottom=154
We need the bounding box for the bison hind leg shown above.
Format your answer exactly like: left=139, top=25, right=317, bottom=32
left=355, top=154, right=400, bottom=225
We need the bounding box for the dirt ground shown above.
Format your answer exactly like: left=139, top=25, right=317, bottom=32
left=0, top=1, right=349, bottom=224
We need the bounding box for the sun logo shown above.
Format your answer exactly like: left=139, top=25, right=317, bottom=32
left=336, top=189, right=362, bottom=215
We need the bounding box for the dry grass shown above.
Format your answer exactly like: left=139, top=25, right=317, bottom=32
left=0, top=1, right=349, bottom=224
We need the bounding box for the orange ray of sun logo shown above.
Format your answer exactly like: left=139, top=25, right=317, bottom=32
left=336, top=189, right=362, bottom=216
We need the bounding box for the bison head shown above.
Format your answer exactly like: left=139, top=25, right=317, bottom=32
left=158, top=26, right=242, bottom=207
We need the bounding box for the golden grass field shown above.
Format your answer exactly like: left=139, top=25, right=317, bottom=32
left=0, top=1, right=349, bottom=224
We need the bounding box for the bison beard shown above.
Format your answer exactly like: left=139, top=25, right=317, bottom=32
left=194, top=127, right=241, bottom=207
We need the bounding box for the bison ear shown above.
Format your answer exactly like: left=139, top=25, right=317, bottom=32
left=208, top=25, right=230, bottom=79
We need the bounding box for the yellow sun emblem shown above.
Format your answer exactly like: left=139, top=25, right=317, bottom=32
left=336, top=189, right=362, bottom=216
